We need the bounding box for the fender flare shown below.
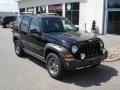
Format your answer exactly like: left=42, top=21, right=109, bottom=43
left=13, top=33, right=21, bottom=42
left=13, top=34, right=23, bottom=48
left=44, top=43, right=70, bottom=60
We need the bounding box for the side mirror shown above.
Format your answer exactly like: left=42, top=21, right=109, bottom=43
left=30, top=28, right=38, bottom=34
left=76, top=27, right=79, bottom=31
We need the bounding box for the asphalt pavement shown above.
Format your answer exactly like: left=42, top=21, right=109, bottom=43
left=0, top=27, right=120, bottom=90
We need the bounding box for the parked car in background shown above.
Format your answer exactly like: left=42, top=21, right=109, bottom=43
left=0, top=16, right=2, bottom=19
left=12, top=14, right=108, bottom=79
left=1, top=16, right=16, bottom=28
left=0, top=16, right=3, bottom=25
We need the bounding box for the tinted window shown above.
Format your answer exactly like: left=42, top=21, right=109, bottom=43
left=65, top=2, right=79, bottom=25
left=20, top=16, right=32, bottom=31
left=42, top=18, right=64, bottom=33
left=30, top=18, right=40, bottom=32
left=15, top=16, right=23, bottom=28
left=108, top=0, right=120, bottom=8
left=42, top=18, right=76, bottom=33
left=66, top=3, right=79, bottom=10
left=108, top=11, right=120, bottom=34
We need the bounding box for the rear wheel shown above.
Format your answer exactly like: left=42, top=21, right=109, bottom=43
left=46, top=53, right=63, bottom=79
left=14, top=40, right=24, bottom=57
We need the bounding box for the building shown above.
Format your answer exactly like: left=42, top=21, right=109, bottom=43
left=17, top=0, right=120, bottom=35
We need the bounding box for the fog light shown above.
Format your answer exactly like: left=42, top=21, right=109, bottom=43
left=80, top=53, right=86, bottom=60
left=102, top=49, right=106, bottom=54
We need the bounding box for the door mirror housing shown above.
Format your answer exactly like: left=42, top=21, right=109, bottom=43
left=30, top=28, right=38, bottom=34
left=76, top=27, right=79, bottom=32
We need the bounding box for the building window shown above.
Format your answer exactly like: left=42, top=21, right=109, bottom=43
left=65, top=2, right=79, bottom=25
left=19, top=8, right=25, bottom=13
left=108, top=0, right=120, bottom=8
left=27, top=7, right=34, bottom=13
left=48, top=4, right=63, bottom=16
left=36, top=6, right=46, bottom=14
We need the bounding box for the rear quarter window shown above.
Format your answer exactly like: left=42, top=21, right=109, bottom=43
left=15, top=16, right=23, bottom=28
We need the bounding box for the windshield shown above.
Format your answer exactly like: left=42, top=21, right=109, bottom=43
left=42, top=17, right=77, bottom=33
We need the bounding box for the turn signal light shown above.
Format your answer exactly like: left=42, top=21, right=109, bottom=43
left=64, top=54, right=74, bottom=59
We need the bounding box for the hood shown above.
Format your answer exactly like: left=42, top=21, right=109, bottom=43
left=63, top=32, right=95, bottom=41
left=43, top=32, right=95, bottom=45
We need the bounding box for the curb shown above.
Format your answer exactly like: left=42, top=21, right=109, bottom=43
left=104, top=46, right=120, bottom=62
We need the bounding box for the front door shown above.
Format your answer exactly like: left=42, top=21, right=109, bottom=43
left=27, top=18, right=46, bottom=57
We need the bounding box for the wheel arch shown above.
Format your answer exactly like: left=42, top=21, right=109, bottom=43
left=44, top=43, right=69, bottom=61
left=13, top=36, right=23, bottom=48
left=13, top=36, right=19, bottom=42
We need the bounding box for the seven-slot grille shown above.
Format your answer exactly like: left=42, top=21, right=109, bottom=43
left=75, top=40, right=101, bottom=59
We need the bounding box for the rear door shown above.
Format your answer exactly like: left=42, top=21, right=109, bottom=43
left=19, top=16, right=32, bottom=49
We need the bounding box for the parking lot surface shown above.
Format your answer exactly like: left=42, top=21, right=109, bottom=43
left=0, top=27, right=120, bottom=90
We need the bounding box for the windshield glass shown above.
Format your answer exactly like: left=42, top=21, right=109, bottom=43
left=42, top=17, right=77, bottom=33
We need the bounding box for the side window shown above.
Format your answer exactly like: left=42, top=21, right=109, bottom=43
left=30, top=18, right=40, bottom=32
left=16, top=16, right=23, bottom=28
left=20, top=16, right=31, bottom=32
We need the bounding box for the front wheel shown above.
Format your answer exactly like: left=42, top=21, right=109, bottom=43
left=46, top=53, right=63, bottom=79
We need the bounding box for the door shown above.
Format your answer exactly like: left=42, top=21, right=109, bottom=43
left=108, top=11, right=120, bottom=35
left=27, top=18, right=46, bottom=57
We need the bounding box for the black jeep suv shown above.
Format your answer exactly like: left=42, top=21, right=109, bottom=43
left=12, top=15, right=108, bottom=79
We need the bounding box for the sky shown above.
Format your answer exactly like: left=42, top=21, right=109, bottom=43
left=0, top=0, right=18, bottom=12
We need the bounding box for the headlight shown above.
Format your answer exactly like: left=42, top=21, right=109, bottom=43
left=102, top=48, right=106, bottom=54
left=72, top=45, right=78, bottom=53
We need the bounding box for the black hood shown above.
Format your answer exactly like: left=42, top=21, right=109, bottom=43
left=44, top=32, right=95, bottom=45
left=63, top=32, right=95, bottom=41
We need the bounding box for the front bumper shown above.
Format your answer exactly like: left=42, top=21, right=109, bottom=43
left=62, top=52, right=108, bottom=70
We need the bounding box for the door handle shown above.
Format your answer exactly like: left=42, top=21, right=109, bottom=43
left=27, top=33, right=31, bottom=36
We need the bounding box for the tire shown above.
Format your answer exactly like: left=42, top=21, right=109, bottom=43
left=46, top=53, right=63, bottom=79
left=3, top=24, right=6, bottom=28
left=14, top=40, right=24, bottom=57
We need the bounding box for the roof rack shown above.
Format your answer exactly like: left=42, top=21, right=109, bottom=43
left=19, top=12, right=59, bottom=17
left=19, top=12, right=34, bottom=15
left=40, top=13, right=59, bottom=16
